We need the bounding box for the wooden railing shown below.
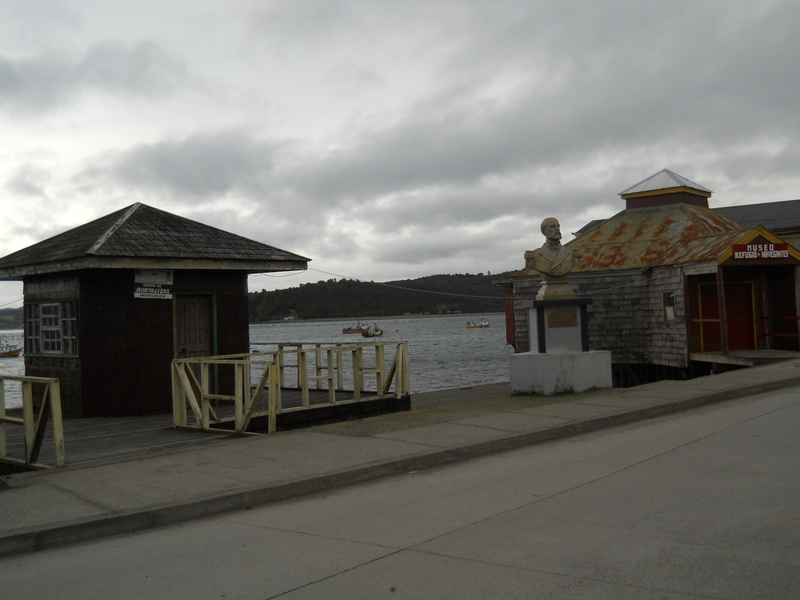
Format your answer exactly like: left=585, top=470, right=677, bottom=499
left=0, top=376, right=65, bottom=469
left=172, top=341, right=410, bottom=435
left=762, top=315, right=800, bottom=341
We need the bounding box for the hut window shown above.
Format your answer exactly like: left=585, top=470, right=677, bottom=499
left=24, top=301, right=78, bottom=356
left=663, top=292, right=675, bottom=322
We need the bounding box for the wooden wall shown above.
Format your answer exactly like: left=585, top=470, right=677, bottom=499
left=24, top=268, right=250, bottom=417
left=513, top=266, right=689, bottom=368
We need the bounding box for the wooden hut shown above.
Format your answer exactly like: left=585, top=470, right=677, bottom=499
left=507, top=170, right=800, bottom=386
left=0, top=203, right=309, bottom=417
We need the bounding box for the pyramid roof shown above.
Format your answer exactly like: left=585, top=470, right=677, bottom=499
left=619, top=168, right=713, bottom=197
left=0, top=203, right=309, bottom=279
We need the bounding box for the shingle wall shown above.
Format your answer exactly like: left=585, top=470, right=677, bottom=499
left=513, top=266, right=688, bottom=368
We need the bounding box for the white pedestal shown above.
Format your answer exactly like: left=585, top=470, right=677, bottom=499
left=509, top=350, right=612, bottom=395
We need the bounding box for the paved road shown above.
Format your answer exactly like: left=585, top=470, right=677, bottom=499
left=3, top=387, right=798, bottom=599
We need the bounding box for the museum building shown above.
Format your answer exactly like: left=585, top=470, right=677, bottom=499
left=506, top=169, right=800, bottom=386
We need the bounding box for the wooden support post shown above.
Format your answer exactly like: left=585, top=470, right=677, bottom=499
left=326, top=348, right=336, bottom=403
left=234, top=363, right=244, bottom=433
left=352, top=348, right=362, bottom=401
left=0, top=379, right=5, bottom=460
left=716, top=268, right=729, bottom=354
left=374, top=344, right=385, bottom=394
left=336, top=347, right=344, bottom=390
left=172, top=363, right=187, bottom=428
left=268, top=363, right=279, bottom=434
left=22, top=381, right=35, bottom=466
left=201, top=362, right=211, bottom=430
left=49, top=381, right=65, bottom=467
left=299, top=350, right=310, bottom=408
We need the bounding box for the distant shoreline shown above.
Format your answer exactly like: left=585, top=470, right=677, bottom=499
left=250, top=312, right=505, bottom=325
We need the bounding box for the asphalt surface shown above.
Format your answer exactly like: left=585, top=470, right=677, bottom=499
left=2, top=358, right=800, bottom=559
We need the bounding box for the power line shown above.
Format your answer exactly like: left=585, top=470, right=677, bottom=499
left=0, top=297, right=23, bottom=309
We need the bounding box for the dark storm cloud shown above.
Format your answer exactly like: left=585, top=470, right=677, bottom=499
left=4, top=165, right=50, bottom=198
left=275, top=0, right=800, bottom=221
left=82, top=129, right=279, bottom=198
left=0, top=40, right=190, bottom=113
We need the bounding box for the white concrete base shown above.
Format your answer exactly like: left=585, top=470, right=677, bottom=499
left=509, top=350, right=612, bottom=395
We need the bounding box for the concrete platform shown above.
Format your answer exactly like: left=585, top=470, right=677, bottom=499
left=1, top=358, right=800, bottom=558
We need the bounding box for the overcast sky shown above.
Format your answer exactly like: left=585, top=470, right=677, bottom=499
left=2, top=0, right=799, bottom=309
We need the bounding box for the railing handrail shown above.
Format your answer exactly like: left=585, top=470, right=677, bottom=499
left=172, top=340, right=410, bottom=435
left=0, top=375, right=65, bottom=469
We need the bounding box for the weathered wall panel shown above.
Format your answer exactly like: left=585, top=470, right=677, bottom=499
left=24, top=268, right=250, bottom=417
left=513, top=266, right=688, bottom=368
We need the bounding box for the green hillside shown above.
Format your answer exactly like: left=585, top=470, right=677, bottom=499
left=0, top=308, right=22, bottom=330
left=248, top=272, right=514, bottom=322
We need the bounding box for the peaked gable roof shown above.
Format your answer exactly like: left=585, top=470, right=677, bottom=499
left=0, top=203, right=310, bottom=279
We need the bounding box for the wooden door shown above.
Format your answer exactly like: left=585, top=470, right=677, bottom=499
left=698, top=282, right=755, bottom=351
left=175, top=295, right=213, bottom=359
left=725, top=283, right=756, bottom=350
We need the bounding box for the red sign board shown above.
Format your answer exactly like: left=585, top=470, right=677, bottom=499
left=732, top=243, right=789, bottom=260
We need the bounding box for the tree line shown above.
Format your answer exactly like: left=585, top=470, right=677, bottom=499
left=0, top=272, right=515, bottom=328
left=248, top=272, right=514, bottom=322
left=0, top=308, right=22, bottom=329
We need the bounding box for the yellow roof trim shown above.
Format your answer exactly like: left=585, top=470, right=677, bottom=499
left=717, top=226, right=800, bottom=263
left=622, top=186, right=712, bottom=199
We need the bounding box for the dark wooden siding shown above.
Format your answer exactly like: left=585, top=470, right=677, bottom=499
left=24, top=268, right=250, bottom=417
left=23, top=274, right=83, bottom=415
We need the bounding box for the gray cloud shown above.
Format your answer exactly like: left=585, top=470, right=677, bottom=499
left=81, top=129, right=279, bottom=198
left=4, top=165, right=51, bottom=198
left=0, top=40, right=190, bottom=114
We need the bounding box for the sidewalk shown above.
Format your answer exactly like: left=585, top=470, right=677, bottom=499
left=2, top=358, right=800, bottom=558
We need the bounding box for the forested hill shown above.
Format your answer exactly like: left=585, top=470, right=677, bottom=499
left=248, top=272, right=515, bottom=322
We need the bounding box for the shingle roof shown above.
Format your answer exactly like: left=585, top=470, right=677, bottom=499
left=714, top=199, right=800, bottom=233
left=566, top=203, right=742, bottom=271
left=0, top=203, right=310, bottom=278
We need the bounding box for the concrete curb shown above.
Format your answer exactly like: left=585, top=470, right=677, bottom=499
left=2, top=373, right=799, bottom=558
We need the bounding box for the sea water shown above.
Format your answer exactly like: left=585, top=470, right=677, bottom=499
left=250, top=314, right=512, bottom=393
left=0, top=329, right=24, bottom=410
left=0, top=314, right=512, bottom=409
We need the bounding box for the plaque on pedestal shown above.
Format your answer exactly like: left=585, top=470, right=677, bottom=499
left=524, top=298, right=592, bottom=354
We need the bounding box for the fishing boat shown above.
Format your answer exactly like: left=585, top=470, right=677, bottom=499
left=361, top=323, right=383, bottom=337
left=466, top=318, right=490, bottom=328
left=342, top=322, right=367, bottom=334
left=0, top=343, right=22, bottom=357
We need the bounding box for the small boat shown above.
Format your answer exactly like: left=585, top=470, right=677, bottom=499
left=466, top=318, right=490, bottom=328
left=0, top=343, right=22, bottom=357
left=361, top=323, right=383, bottom=337
left=342, top=322, right=367, bottom=334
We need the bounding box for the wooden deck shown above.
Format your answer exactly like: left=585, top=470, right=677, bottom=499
left=1, top=410, right=233, bottom=470
left=1, top=388, right=409, bottom=471
left=690, top=349, right=800, bottom=367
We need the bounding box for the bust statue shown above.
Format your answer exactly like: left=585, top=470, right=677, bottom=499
left=524, top=217, right=580, bottom=299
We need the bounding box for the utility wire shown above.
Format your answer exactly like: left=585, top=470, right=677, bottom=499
left=0, top=297, right=23, bottom=309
